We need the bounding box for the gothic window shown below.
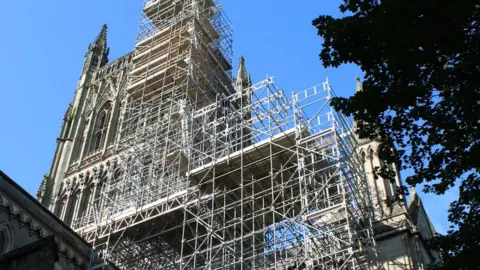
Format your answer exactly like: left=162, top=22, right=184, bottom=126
left=93, top=103, right=112, bottom=152
left=369, top=149, right=375, bottom=164
left=91, top=55, right=99, bottom=69
left=0, top=230, right=5, bottom=255
left=82, top=117, right=90, bottom=146
left=0, top=224, right=13, bottom=255
left=120, top=100, right=140, bottom=139
left=112, top=169, right=123, bottom=199
left=59, top=195, right=68, bottom=221
left=72, top=117, right=90, bottom=163
left=84, top=185, right=94, bottom=217
left=113, top=102, right=124, bottom=142
left=71, top=191, right=81, bottom=224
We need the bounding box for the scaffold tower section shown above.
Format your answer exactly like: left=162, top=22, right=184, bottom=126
left=71, top=0, right=379, bottom=269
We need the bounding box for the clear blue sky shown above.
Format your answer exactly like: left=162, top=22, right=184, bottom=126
left=0, top=0, right=454, bottom=234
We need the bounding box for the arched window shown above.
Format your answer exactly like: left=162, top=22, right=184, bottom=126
left=110, top=169, right=123, bottom=204
left=83, top=185, right=95, bottom=217
left=369, top=149, right=375, bottom=164
left=72, top=117, right=90, bottom=163
left=93, top=103, right=112, bottom=152
left=361, top=151, right=366, bottom=164
left=0, top=230, right=5, bottom=255
left=81, top=117, right=90, bottom=149
left=59, top=195, right=68, bottom=221
left=0, top=224, right=13, bottom=255
left=70, top=191, right=81, bottom=225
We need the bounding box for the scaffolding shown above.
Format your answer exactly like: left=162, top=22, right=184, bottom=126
left=73, top=0, right=379, bottom=269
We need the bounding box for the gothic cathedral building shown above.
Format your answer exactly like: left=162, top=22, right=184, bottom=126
left=354, top=78, right=440, bottom=269
left=36, top=2, right=438, bottom=269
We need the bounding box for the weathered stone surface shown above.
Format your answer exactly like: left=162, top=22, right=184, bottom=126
left=0, top=170, right=91, bottom=269
left=0, top=236, right=58, bottom=270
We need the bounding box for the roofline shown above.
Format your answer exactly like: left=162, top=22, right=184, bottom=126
left=0, top=170, right=91, bottom=248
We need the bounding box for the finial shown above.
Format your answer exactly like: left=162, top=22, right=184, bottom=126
left=86, top=24, right=110, bottom=66
left=239, top=56, right=245, bottom=65
left=93, top=24, right=108, bottom=50
left=355, top=76, right=363, bottom=92
left=410, top=186, right=417, bottom=197
left=235, top=56, right=251, bottom=90
left=98, top=24, right=108, bottom=39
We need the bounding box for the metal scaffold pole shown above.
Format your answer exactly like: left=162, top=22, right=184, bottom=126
left=71, top=1, right=380, bottom=269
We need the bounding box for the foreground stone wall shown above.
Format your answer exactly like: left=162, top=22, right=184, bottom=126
left=0, top=170, right=92, bottom=269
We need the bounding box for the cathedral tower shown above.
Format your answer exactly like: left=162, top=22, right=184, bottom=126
left=354, top=77, right=405, bottom=219
left=355, top=77, right=439, bottom=269
left=37, top=24, right=133, bottom=226
left=37, top=25, right=110, bottom=208
left=37, top=1, right=438, bottom=269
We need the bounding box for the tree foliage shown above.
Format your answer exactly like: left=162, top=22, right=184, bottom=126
left=313, top=0, right=479, bottom=268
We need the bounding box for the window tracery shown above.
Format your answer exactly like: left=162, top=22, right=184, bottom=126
left=92, top=102, right=112, bottom=152
left=71, top=191, right=81, bottom=224
left=59, top=195, right=68, bottom=221
left=83, top=185, right=94, bottom=217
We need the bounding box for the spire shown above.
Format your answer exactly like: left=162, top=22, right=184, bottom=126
left=355, top=76, right=363, bottom=92
left=410, top=186, right=417, bottom=196
left=409, top=187, right=419, bottom=205
left=93, top=24, right=108, bottom=52
left=86, top=24, right=110, bottom=68
left=235, top=56, right=251, bottom=90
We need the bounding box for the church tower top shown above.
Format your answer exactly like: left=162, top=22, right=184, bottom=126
left=89, top=24, right=108, bottom=50
left=82, top=24, right=110, bottom=74
left=235, top=56, right=252, bottom=90
left=87, top=24, right=109, bottom=66
left=356, top=76, right=363, bottom=92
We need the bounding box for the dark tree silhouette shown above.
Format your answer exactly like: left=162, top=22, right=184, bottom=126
left=313, top=1, right=479, bottom=269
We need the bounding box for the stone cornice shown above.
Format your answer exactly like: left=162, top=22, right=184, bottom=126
left=0, top=170, right=90, bottom=267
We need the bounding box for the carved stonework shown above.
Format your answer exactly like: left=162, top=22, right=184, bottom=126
left=36, top=174, right=49, bottom=202
left=0, top=236, right=58, bottom=270
left=81, top=152, right=103, bottom=167
left=65, top=103, right=74, bottom=122
left=84, top=88, right=95, bottom=113
left=92, top=166, right=102, bottom=185
left=65, top=165, right=79, bottom=176
left=34, top=24, right=135, bottom=268
left=63, top=179, right=73, bottom=196
left=51, top=195, right=59, bottom=207
left=78, top=173, right=86, bottom=190
left=106, top=159, right=117, bottom=180
left=0, top=178, right=89, bottom=268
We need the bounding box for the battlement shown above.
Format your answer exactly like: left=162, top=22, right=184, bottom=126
left=93, top=52, right=134, bottom=82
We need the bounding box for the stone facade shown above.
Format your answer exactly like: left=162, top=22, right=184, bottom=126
left=0, top=170, right=92, bottom=269
left=0, top=236, right=58, bottom=270
left=38, top=23, right=440, bottom=269
left=37, top=25, right=134, bottom=231
left=356, top=79, right=439, bottom=269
